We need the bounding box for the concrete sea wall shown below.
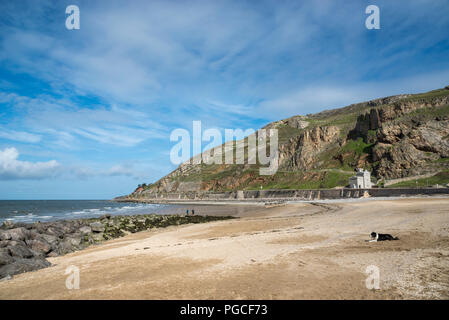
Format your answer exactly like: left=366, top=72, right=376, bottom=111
left=116, top=187, right=449, bottom=203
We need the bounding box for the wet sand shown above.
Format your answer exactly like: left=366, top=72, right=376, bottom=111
left=1, top=198, right=448, bottom=299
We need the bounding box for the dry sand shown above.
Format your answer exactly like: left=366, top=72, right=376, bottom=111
left=0, top=198, right=448, bottom=300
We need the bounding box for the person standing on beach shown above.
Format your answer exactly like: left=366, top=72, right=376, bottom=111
left=192, top=209, right=195, bottom=215
left=186, top=209, right=189, bottom=215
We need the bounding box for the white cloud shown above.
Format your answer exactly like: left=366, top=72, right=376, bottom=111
left=0, top=93, right=167, bottom=148
left=72, top=127, right=145, bottom=147
left=0, top=128, right=42, bottom=143
left=204, top=100, right=255, bottom=116
left=0, top=147, right=60, bottom=180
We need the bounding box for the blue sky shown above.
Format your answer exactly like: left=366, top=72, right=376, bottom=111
left=0, top=0, right=448, bottom=199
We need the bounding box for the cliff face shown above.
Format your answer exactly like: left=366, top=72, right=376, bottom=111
left=134, top=87, right=449, bottom=196
left=278, top=125, right=341, bottom=170
left=351, top=93, right=449, bottom=179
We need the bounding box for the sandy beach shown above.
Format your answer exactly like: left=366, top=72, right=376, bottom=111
left=0, top=197, right=448, bottom=300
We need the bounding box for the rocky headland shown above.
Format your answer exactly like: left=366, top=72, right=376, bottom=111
left=0, top=214, right=234, bottom=280
left=127, top=86, right=449, bottom=197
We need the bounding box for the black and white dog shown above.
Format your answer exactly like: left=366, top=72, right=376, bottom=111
left=369, top=232, right=399, bottom=242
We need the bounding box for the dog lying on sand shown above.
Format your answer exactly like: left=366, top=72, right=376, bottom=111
left=369, top=232, right=399, bottom=242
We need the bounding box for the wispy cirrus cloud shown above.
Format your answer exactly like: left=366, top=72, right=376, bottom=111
left=1, top=0, right=448, bottom=122
left=0, top=93, right=168, bottom=148
left=0, top=128, right=42, bottom=143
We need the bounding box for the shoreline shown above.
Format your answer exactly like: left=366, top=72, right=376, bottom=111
left=0, top=201, right=263, bottom=225
left=0, top=213, right=235, bottom=280
left=1, top=197, right=448, bottom=299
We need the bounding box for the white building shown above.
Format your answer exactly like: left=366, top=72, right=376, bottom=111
left=349, top=169, right=372, bottom=189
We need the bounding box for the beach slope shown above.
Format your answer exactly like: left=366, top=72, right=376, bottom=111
left=1, top=198, right=448, bottom=299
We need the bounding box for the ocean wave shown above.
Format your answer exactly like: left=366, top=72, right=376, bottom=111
left=14, top=214, right=37, bottom=218
left=1, top=202, right=169, bottom=224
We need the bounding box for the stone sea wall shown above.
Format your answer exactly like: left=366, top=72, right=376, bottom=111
left=118, top=187, right=449, bottom=203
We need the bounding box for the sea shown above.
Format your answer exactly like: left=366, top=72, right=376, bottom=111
left=0, top=200, right=187, bottom=224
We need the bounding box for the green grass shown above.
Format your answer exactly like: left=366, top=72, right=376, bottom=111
left=276, top=124, right=304, bottom=144
left=388, top=170, right=449, bottom=188
left=307, top=87, right=449, bottom=131
left=317, top=138, right=374, bottom=170
left=404, top=103, right=449, bottom=119
left=307, top=112, right=367, bottom=132
left=175, top=164, right=244, bottom=183
left=247, top=170, right=353, bottom=190
left=317, top=171, right=353, bottom=189
left=366, top=129, right=377, bottom=142
left=402, top=87, right=449, bottom=102
left=340, top=138, right=374, bottom=155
